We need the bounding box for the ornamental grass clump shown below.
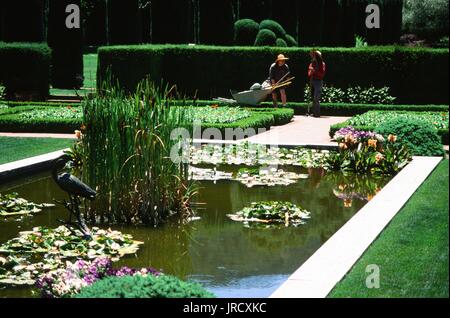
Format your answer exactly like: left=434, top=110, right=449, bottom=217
left=81, top=79, right=196, bottom=225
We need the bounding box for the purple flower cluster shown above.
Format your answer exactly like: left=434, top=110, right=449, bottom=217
left=36, top=257, right=161, bottom=298
left=334, top=126, right=376, bottom=142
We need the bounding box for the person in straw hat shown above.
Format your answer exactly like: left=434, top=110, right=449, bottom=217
left=268, top=54, right=290, bottom=107
left=308, top=50, right=326, bottom=117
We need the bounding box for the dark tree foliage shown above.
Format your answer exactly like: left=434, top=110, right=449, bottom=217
left=0, top=0, right=45, bottom=42
left=83, top=0, right=107, bottom=46
left=270, top=0, right=299, bottom=40
left=47, top=0, right=83, bottom=88
left=199, top=0, right=234, bottom=45
left=298, top=0, right=403, bottom=47
left=237, top=0, right=273, bottom=22
left=297, top=0, right=324, bottom=46
left=108, top=0, right=141, bottom=44
left=151, top=0, right=192, bottom=44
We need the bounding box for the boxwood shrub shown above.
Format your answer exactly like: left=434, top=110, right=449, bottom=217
left=376, top=117, right=445, bottom=156
left=97, top=45, right=449, bottom=104
left=74, top=274, right=215, bottom=298
left=0, top=42, right=51, bottom=100
left=276, top=38, right=288, bottom=47
left=234, top=19, right=260, bottom=46
left=259, top=19, right=287, bottom=38
left=254, top=29, right=277, bottom=46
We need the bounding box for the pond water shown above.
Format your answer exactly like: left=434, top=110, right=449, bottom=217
left=0, top=167, right=390, bottom=298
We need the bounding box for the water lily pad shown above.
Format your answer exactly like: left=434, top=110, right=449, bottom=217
left=0, top=193, right=55, bottom=218
left=227, top=201, right=311, bottom=228
left=0, top=226, right=143, bottom=286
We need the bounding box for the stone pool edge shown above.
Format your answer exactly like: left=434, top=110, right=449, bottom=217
left=270, top=156, right=443, bottom=298
left=0, top=149, right=68, bottom=183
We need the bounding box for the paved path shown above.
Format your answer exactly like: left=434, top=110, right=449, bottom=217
left=247, top=116, right=350, bottom=147
left=0, top=133, right=75, bottom=139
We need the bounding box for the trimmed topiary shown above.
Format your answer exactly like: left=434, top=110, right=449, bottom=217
left=259, top=19, right=286, bottom=38
left=276, top=38, right=288, bottom=47
left=254, top=29, right=277, bottom=46
left=74, top=274, right=215, bottom=298
left=285, top=34, right=298, bottom=47
left=234, top=19, right=260, bottom=46
left=375, top=117, right=444, bottom=157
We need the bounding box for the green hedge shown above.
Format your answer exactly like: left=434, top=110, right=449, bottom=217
left=0, top=105, right=293, bottom=135
left=75, top=274, right=215, bottom=298
left=97, top=45, right=449, bottom=104
left=0, top=42, right=51, bottom=100
left=1, top=101, right=74, bottom=108
left=0, top=106, right=81, bottom=133
left=189, top=100, right=449, bottom=116
left=196, top=108, right=293, bottom=139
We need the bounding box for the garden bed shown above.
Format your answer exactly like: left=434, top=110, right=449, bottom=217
left=330, top=111, right=449, bottom=144
left=0, top=104, right=293, bottom=135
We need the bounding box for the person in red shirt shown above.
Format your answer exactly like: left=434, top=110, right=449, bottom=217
left=308, top=50, right=326, bottom=117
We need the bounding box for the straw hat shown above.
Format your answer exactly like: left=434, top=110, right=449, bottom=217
left=276, top=54, right=289, bottom=62
left=310, top=50, right=322, bottom=58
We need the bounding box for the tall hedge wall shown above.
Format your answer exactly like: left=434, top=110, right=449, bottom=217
left=48, top=0, right=83, bottom=89
left=0, top=42, right=51, bottom=100
left=0, top=0, right=46, bottom=43
left=98, top=45, right=449, bottom=104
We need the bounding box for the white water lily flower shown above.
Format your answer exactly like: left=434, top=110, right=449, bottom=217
left=110, top=242, right=121, bottom=250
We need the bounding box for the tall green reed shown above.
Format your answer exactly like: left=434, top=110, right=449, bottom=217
left=81, top=78, right=195, bottom=225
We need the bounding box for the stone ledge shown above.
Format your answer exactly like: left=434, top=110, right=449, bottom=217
left=270, top=156, right=443, bottom=298
left=0, top=149, right=68, bottom=183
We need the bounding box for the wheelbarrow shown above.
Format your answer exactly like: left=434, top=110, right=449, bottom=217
left=214, top=75, right=294, bottom=106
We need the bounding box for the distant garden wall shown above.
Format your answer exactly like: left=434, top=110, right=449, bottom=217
left=0, top=42, right=51, bottom=100
left=98, top=45, right=449, bottom=104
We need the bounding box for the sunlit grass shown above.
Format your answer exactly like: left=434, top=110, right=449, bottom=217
left=329, top=160, right=449, bottom=298
left=0, top=137, right=73, bottom=165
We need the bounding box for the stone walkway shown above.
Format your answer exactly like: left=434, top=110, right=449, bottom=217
left=247, top=116, right=349, bottom=147
left=0, top=116, right=350, bottom=146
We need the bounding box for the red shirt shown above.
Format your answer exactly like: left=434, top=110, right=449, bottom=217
left=308, top=62, right=326, bottom=80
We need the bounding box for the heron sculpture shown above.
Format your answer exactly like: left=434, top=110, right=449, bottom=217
left=51, top=155, right=96, bottom=238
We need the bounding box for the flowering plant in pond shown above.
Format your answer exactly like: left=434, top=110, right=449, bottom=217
left=36, top=257, right=160, bottom=298
left=329, top=127, right=411, bottom=175
left=325, top=173, right=389, bottom=208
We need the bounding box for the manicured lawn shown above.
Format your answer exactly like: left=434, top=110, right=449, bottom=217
left=329, top=160, right=449, bottom=298
left=0, top=137, right=73, bottom=165
left=83, top=53, right=97, bottom=89
left=49, top=53, right=97, bottom=96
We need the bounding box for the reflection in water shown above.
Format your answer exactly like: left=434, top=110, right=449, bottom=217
left=0, top=168, right=390, bottom=298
